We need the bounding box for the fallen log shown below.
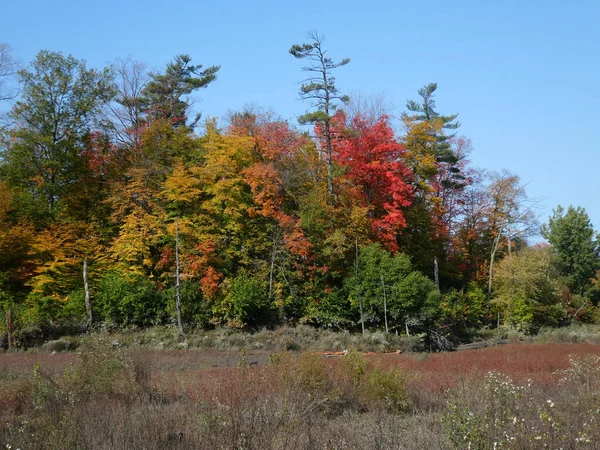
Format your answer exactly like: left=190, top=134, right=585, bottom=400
left=457, top=339, right=509, bottom=351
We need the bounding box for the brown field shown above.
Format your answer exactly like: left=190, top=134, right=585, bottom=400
left=1, top=342, right=600, bottom=449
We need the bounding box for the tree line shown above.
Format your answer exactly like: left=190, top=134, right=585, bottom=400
left=0, top=34, right=598, bottom=346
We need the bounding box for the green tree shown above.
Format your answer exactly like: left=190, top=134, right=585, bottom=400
left=541, top=205, right=600, bottom=296
left=2, top=50, right=113, bottom=218
left=437, top=283, right=487, bottom=332
left=290, top=31, right=350, bottom=197
left=94, top=271, right=166, bottom=326
left=344, top=244, right=435, bottom=331
left=216, top=271, right=273, bottom=328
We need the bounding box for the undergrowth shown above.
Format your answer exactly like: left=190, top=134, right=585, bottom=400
left=2, top=339, right=600, bottom=449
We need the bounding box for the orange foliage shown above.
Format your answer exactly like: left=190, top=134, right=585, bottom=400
left=201, top=266, right=222, bottom=300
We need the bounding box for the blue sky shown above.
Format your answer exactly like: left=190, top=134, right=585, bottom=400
left=3, top=0, right=599, bottom=233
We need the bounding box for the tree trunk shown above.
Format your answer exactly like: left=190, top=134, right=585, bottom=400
left=380, top=274, right=388, bottom=333
left=434, top=256, right=440, bottom=291
left=269, top=235, right=277, bottom=299
left=355, top=235, right=364, bottom=334
left=324, top=121, right=333, bottom=198
left=83, top=258, right=92, bottom=326
left=6, top=309, right=15, bottom=349
left=487, top=232, right=502, bottom=302
left=322, top=60, right=333, bottom=199
left=572, top=300, right=589, bottom=320
left=175, top=219, right=184, bottom=336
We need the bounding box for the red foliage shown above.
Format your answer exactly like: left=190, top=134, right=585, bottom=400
left=79, top=130, right=123, bottom=182
left=231, top=113, right=313, bottom=261
left=156, top=247, right=174, bottom=271
left=334, top=113, right=414, bottom=251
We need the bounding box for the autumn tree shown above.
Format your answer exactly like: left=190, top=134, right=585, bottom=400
left=485, top=171, right=540, bottom=300
left=0, top=182, right=34, bottom=307
left=401, top=82, right=461, bottom=176
left=334, top=113, right=413, bottom=251
left=541, top=205, right=600, bottom=296
left=433, top=137, right=472, bottom=240
left=162, top=117, right=293, bottom=299
left=160, top=162, right=218, bottom=325
left=107, top=167, right=167, bottom=277
left=299, top=111, right=415, bottom=327
left=450, top=168, right=491, bottom=282
left=290, top=31, right=350, bottom=197
left=160, top=122, right=258, bottom=325
left=230, top=111, right=313, bottom=307
left=26, top=221, right=106, bottom=322
left=62, top=131, right=118, bottom=224
left=105, top=118, right=201, bottom=280
left=398, top=83, right=466, bottom=284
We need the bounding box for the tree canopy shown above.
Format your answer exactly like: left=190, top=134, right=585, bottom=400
left=0, top=40, right=598, bottom=346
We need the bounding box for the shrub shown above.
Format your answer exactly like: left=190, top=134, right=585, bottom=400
left=41, top=337, right=80, bottom=352
left=95, top=272, right=166, bottom=326
left=360, top=365, right=410, bottom=413
left=163, top=280, right=211, bottom=327
left=216, top=272, right=274, bottom=327
left=63, top=338, right=131, bottom=400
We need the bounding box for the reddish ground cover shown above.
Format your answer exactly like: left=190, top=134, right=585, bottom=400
left=376, top=343, right=600, bottom=392
left=2, top=342, right=599, bottom=397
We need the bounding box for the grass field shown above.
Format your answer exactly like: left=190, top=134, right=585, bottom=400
left=2, top=334, right=600, bottom=449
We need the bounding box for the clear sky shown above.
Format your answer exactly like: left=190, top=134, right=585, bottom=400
left=3, top=0, right=599, bottom=234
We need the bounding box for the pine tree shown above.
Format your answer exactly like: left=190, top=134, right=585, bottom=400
left=290, top=31, right=350, bottom=198
left=402, top=82, right=460, bottom=171
left=142, top=54, right=219, bottom=129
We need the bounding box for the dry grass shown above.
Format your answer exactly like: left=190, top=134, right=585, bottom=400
left=58, top=324, right=425, bottom=353
left=1, top=342, right=600, bottom=449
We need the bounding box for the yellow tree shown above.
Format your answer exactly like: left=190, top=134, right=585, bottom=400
left=161, top=122, right=260, bottom=304
left=485, top=171, right=540, bottom=302
left=108, top=167, right=167, bottom=277
left=161, top=160, right=217, bottom=298
left=0, top=182, right=35, bottom=306
left=492, top=246, right=563, bottom=330
left=26, top=220, right=106, bottom=324
left=107, top=118, right=201, bottom=278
